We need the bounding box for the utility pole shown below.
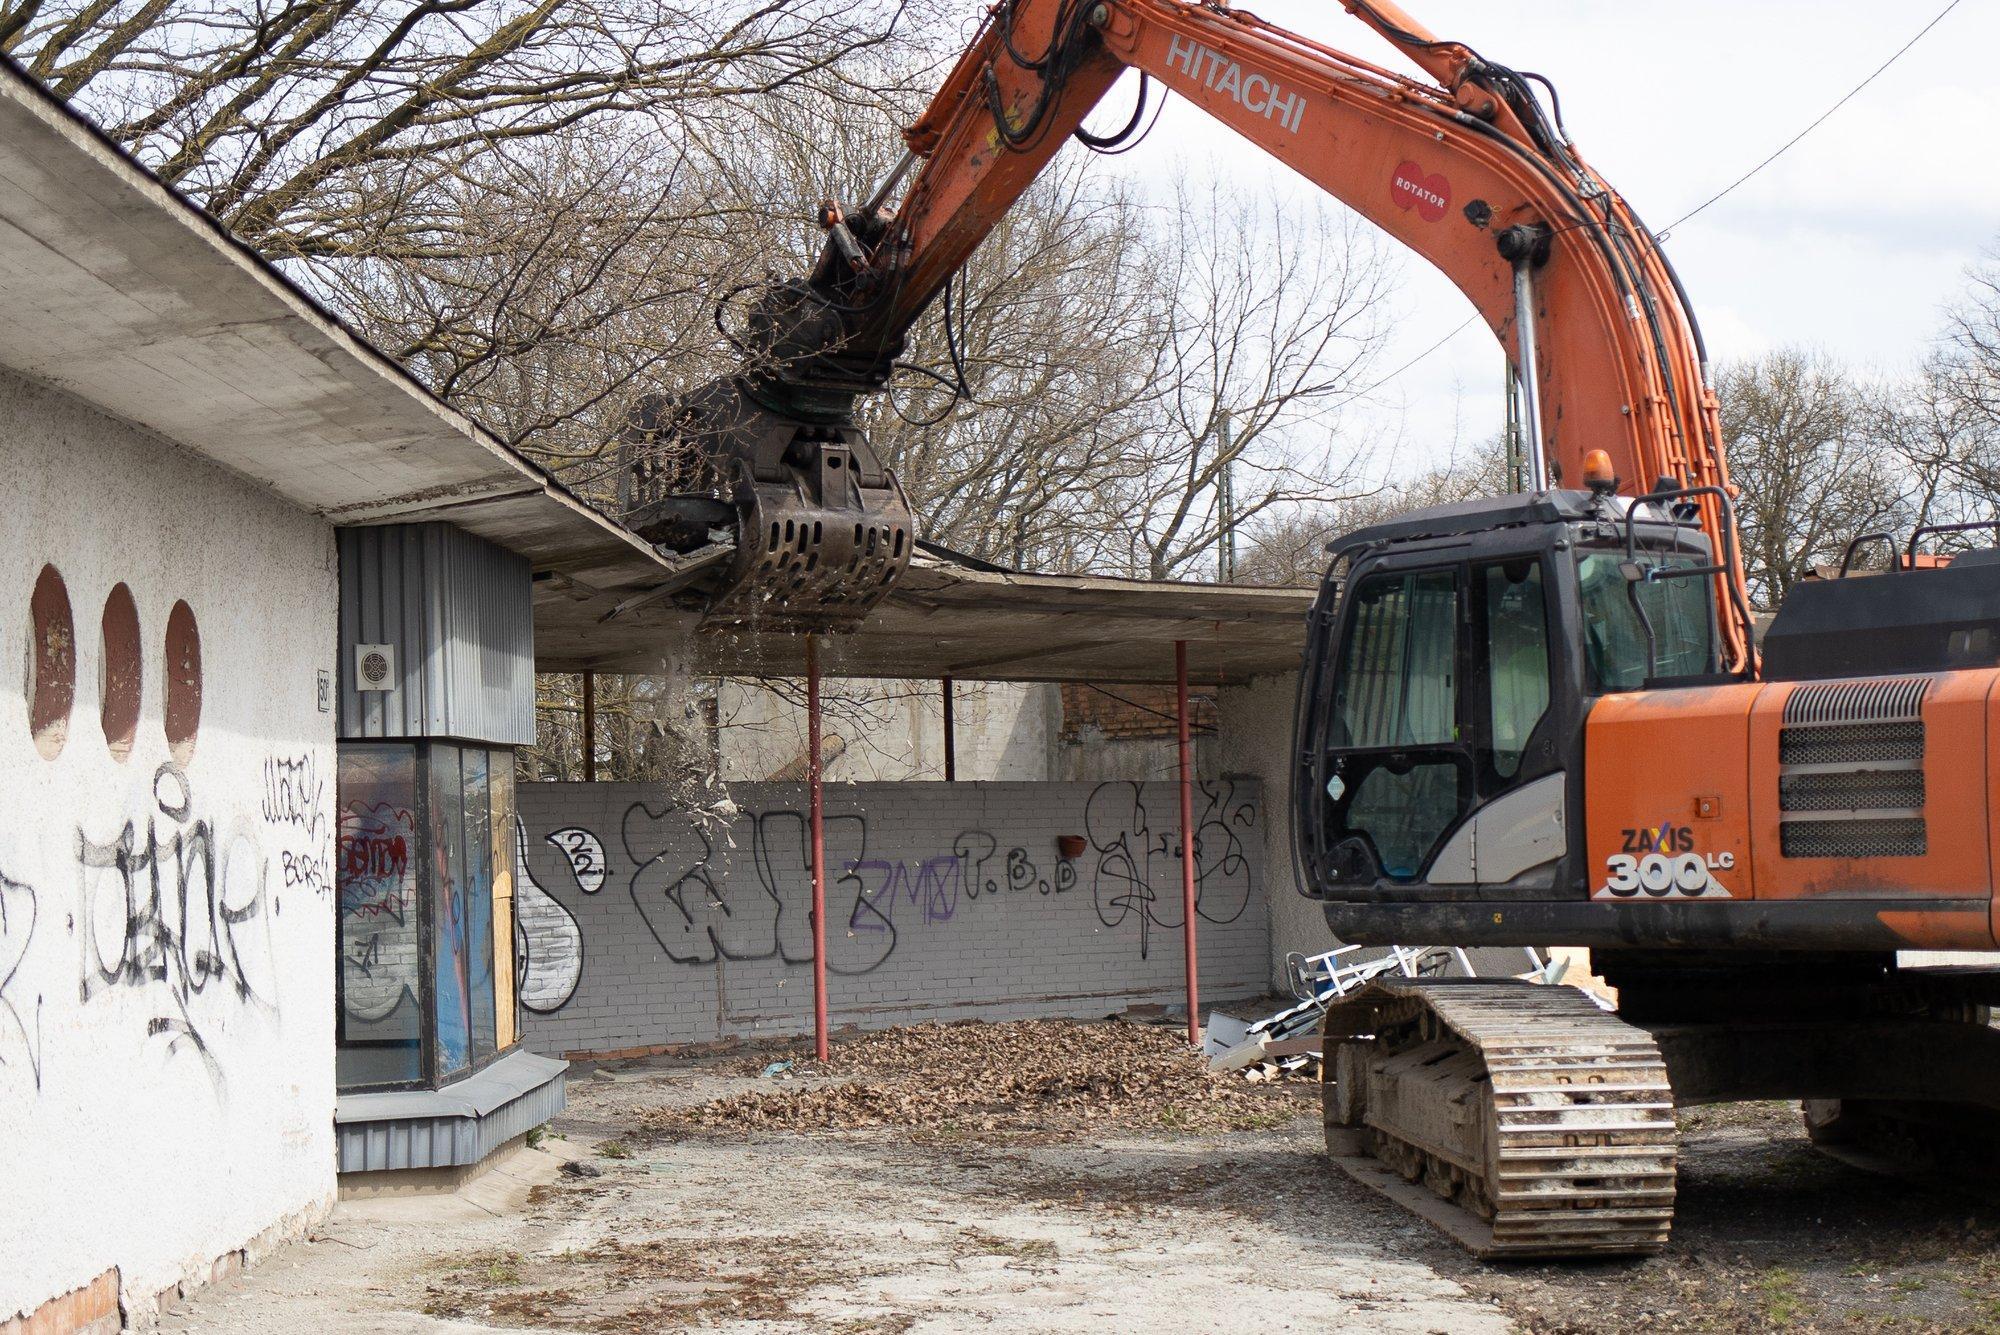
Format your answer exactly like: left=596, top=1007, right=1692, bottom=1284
left=1215, top=413, right=1237, bottom=582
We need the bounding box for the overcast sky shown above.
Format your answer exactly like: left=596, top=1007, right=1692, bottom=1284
left=1093, top=0, right=1998, bottom=477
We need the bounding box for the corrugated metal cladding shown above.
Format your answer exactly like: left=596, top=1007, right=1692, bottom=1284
left=338, top=522, right=535, bottom=745
left=334, top=1051, right=569, bottom=1172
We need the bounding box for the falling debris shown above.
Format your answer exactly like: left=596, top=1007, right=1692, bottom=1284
left=632, top=1019, right=1310, bottom=1139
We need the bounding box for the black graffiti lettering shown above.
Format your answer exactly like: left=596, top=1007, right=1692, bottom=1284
left=622, top=803, right=888, bottom=974
left=76, top=762, right=271, bottom=1094
left=516, top=783, right=1261, bottom=1007
left=264, top=752, right=332, bottom=899
left=261, top=753, right=326, bottom=840
left=1083, top=780, right=1252, bottom=960
left=0, top=870, right=42, bottom=1093
left=281, top=850, right=327, bottom=893
left=954, top=832, right=997, bottom=899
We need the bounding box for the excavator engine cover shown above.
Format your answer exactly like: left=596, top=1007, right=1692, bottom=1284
left=620, top=378, right=912, bottom=633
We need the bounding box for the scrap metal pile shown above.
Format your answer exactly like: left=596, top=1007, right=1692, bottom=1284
left=1205, top=945, right=1564, bottom=1078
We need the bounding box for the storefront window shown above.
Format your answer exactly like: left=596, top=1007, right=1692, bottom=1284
left=464, top=747, right=497, bottom=1066
left=430, top=744, right=472, bottom=1078
left=337, top=741, right=517, bottom=1091
left=490, top=761, right=518, bottom=1050
left=336, top=744, right=423, bottom=1086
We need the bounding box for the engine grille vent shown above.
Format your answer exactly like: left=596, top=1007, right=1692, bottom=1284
left=1781, top=817, right=1928, bottom=859
left=1783, top=675, right=1932, bottom=726
left=1778, top=768, right=1925, bottom=812
left=1777, top=676, right=1931, bottom=859
left=1778, top=721, right=1924, bottom=767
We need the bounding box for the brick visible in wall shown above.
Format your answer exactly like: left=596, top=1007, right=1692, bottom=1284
left=513, top=780, right=1267, bottom=1053
left=1059, top=684, right=1217, bottom=743
left=2, top=1270, right=119, bottom=1335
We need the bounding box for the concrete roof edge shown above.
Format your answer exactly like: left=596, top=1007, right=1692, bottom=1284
left=0, top=56, right=668, bottom=578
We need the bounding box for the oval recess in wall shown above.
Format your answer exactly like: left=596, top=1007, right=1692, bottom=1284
left=164, top=599, right=202, bottom=765
left=100, top=583, right=141, bottom=763
left=28, top=564, right=76, bottom=761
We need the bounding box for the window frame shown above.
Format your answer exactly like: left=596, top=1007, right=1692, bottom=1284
left=1321, top=561, right=1477, bottom=883
left=1574, top=549, right=1719, bottom=693
left=1471, top=556, right=1556, bottom=786
left=336, top=739, right=519, bottom=1095
left=334, top=740, right=428, bottom=1093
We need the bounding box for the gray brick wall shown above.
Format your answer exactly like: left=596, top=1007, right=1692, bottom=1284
left=512, top=779, right=1267, bottom=1054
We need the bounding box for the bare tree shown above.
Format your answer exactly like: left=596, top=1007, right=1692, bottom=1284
left=4, top=0, right=933, bottom=475
left=857, top=157, right=1173, bottom=572
left=1715, top=348, right=1906, bottom=607
left=1937, top=241, right=2000, bottom=424
left=1234, top=439, right=1507, bottom=588
left=1882, top=241, right=2000, bottom=538
left=3, top=0, right=923, bottom=256
left=1106, top=179, right=1395, bottom=580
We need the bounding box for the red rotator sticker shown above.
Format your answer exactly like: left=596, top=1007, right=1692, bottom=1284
left=1391, top=161, right=1451, bottom=222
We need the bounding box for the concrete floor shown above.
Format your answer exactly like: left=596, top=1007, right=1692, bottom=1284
left=169, top=1061, right=1511, bottom=1334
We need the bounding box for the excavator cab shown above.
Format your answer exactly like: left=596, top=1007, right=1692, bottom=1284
left=1294, top=485, right=1736, bottom=936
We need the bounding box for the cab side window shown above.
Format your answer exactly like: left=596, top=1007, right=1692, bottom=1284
left=1482, top=559, right=1552, bottom=778
left=1333, top=569, right=1457, bottom=747
left=1330, top=568, right=1463, bottom=878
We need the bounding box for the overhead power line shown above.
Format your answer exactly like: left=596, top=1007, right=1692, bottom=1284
left=1353, top=314, right=1481, bottom=399
left=1656, top=0, right=1965, bottom=237
left=1366, top=0, right=1963, bottom=395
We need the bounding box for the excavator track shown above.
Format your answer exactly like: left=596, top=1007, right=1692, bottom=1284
left=1321, top=978, right=1677, bottom=1259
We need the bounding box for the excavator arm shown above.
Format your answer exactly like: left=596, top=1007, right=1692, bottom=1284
left=625, top=0, right=1751, bottom=668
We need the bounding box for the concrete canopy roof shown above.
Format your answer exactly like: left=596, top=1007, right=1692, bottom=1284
left=535, top=553, right=1315, bottom=686
left=0, top=57, right=1315, bottom=687
left=0, top=58, right=667, bottom=606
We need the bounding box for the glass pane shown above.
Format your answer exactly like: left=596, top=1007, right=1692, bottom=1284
left=336, top=744, right=422, bottom=1087
left=490, top=755, right=518, bottom=1050
left=1578, top=554, right=1714, bottom=691
left=464, top=748, right=496, bottom=1065
left=1484, top=561, right=1552, bottom=778
left=430, top=744, right=471, bottom=1079
left=1334, top=570, right=1458, bottom=748
left=1345, top=761, right=1462, bottom=879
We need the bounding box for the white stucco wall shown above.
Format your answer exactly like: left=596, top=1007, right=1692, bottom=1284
left=716, top=678, right=1059, bottom=781
left=1216, top=674, right=1330, bottom=990
left=0, top=368, right=339, bottom=1325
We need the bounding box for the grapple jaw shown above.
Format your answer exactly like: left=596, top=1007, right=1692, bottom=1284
left=619, top=376, right=913, bottom=633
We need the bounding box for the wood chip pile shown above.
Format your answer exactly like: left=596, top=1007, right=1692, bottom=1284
left=632, top=1019, right=1309, bottom=1138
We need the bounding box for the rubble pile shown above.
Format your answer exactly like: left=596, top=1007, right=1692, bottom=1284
left=634, top=1018, right=1308, bottom=1138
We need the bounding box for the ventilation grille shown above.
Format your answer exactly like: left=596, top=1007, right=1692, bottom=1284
left=1781, top=818, right=1928, bottom=859
left=1778, top=768, right=1925, bottom=812
left=1778, top=721, right=1924, bottom=767
left=1783, top=675, right=1932, bottom=725
left=1778, top=676, right=1931, bottom=859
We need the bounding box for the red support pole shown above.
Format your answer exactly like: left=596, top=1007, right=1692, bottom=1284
left=807, top=635, right=829, bottom=1061
left=941, top=676, right=957, bottom=782
left=580, top=670, right=597, bottom=782
left=1176, top=639, right=1199, bottom=1047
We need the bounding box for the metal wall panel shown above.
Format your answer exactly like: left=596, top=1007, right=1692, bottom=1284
left=338, top=523, right=535, bottom=745
left=334, top=1051, right=568, bottom=1172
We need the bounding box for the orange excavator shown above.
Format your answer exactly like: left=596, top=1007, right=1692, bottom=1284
left=620, top=0, right=2000, bottom=1257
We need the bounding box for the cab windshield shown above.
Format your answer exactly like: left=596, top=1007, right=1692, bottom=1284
left=1576, top=552, right=1714, bottom=691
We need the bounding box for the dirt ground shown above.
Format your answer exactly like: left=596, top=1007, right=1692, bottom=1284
left=171, top=1018, right=2000, bottom=1335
